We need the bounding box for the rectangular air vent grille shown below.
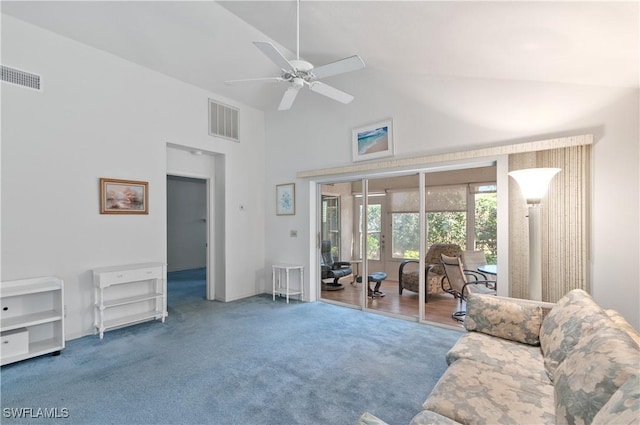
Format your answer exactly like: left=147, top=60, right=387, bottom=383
left=1, top=65, right=41, bottom=91
left=208, top=99, right=239, bottom=142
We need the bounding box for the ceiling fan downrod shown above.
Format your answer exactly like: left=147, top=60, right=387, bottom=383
left=296, top=0, right=300, bottom=61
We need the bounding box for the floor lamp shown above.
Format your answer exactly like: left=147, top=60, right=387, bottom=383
left=508, top=168, right=561, bottom=301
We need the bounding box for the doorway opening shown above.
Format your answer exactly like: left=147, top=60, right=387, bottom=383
left=166, top=175, right=208, bottom=309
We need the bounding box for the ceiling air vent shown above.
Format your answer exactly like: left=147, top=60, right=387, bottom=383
left=1, top=65, right=41, bottom=91
left=208, top=99, right=239, bottom=142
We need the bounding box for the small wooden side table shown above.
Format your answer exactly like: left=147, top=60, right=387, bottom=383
left=272, top=264, right=304, bottom=303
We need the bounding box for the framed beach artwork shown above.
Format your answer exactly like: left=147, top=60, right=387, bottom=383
left=352, top=119, right=394, bottom=162
left=100, top=178, right=149, bottom=214
left=276, top=183, right=295, bottom=215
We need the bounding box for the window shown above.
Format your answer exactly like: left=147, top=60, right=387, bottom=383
left=321, top=195, right=341, bottom=258
left=392, top=213, right=420, bottom=259
left=389, top=191, right=420, bottom=259
left=359, top=204, right=382, bottom=260
left=426, top=184, right=467, bottom=247
left=474, top=192, right=497, bottom=264
left=389, top=184, right=496, bottom=261
left=427, top=211, right=467, bottom=247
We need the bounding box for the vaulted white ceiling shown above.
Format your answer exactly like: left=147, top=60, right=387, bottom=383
left=2, top=1, right=638, bottom=112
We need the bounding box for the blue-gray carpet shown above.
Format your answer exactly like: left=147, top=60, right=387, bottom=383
left=1, top=268, right=462, bottom=425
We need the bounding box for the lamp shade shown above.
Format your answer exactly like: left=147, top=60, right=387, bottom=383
left=509, top=168, right=561, bottom=204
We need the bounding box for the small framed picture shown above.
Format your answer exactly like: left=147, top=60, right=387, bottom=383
left=100, top=178, right=149, bottom=214
left=276, top=183, right=295, bottom=216
left=352, top=118, right=394, bottom=162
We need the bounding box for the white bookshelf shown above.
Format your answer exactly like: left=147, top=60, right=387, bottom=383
left=0, top=276, right=65, bottom=366
left=93, top=263, right=166, bottom=339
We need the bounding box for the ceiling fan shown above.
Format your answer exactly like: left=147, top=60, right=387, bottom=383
left=224, top=0, right=365, bottom=111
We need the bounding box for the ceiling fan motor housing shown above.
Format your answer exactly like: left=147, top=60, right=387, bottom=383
left=283, top=59, right=314, bottom=82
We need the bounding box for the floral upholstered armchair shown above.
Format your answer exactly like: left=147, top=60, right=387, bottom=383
left=398, top=243, right=462, bottom=302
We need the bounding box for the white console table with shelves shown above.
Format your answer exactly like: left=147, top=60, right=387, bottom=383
left=0, top=276, right=65, bottom=366
left=93, top=262, right=167, bottom=339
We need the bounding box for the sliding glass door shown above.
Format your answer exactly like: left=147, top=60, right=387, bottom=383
left=321, top=195, right=341, bottom=259
left=319, top=182, right=360, bottom=307
left=317, top=166, right=498, bottom=327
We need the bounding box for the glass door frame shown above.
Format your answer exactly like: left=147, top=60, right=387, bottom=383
left=357, top=176, right=427, bottom=320
left=316, top=174, right=427, bottom=320
left=314, top=156, right=507, bottom=325
left=354, top=193, right=387, bottom=274
left=321, top=194, right=342, bottom=260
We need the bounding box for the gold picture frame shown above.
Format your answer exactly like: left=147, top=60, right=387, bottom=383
left=100, top=178, right=149, bottom=214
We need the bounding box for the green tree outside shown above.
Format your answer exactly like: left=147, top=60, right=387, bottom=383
left=390, top=193, right=497, bottom=263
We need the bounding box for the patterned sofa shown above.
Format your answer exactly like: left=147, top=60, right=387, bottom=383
left=358, top=289, right=640, bottom=425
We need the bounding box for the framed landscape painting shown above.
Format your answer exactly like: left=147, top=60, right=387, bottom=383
left=352, top=119, right=394, bottom=162
left=100, top=178, right=148, bottom=214
left=276, top=183, right=295, bottom=215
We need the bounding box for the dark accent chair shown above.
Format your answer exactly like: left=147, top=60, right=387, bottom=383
left=320, top=240, right=352, bottom=290
left=398, top=243, right=462, bottom=302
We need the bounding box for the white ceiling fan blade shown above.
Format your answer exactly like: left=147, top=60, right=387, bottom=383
left=253, top=41, right=295, bottom=72
left=308, top=81, right=354, bottom=104
left=278, top=86, right=300, bottom=111
left=311, top=55, right=365, bottom=79
left=224, top=77, right=286, bottom=86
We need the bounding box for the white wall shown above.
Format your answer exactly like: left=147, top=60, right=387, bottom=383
left=2, top=12, right=637, bottom=335
left=1, top=16, right=266, bottom=339
left=263, top=75, right=640, bottom=329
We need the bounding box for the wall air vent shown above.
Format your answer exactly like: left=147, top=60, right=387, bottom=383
left=1, top=65, right=41, bottom=91
left=208, top=99, right=239, bottom=142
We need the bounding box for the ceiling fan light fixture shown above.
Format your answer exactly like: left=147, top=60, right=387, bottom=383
left=292, top=77, right=304, bottom=89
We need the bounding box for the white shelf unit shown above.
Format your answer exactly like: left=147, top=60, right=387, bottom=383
left=93, top=263, right=167, bottom=339
left=272, top=264, right=304, bottom=303
left=0, top=276, right=65, bottom=366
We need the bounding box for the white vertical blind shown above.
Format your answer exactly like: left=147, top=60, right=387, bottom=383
left=539, top=145, right=591, bottom=301
left=509, top=145, right=591, bottom=302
